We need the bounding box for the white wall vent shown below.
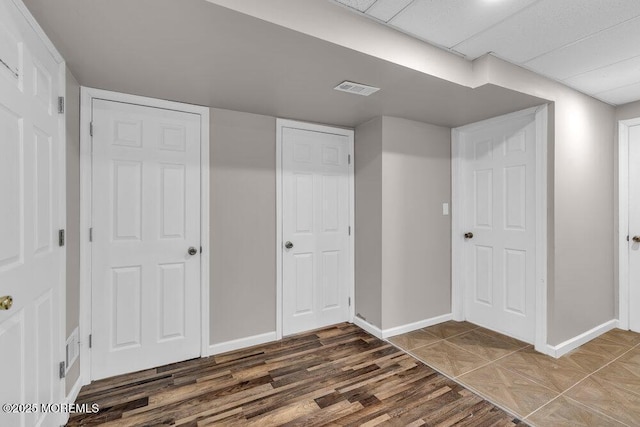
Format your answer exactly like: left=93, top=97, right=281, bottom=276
left=334, top=81, right=380, bottom=96
left=66, top=327, right=79, bottom=373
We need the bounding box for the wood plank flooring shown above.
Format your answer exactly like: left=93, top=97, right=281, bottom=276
left=67, top=323, right=523, bottom=426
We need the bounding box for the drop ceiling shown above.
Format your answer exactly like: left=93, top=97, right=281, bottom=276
left=332, top=0, right=640, bottom=105
left=22, top=0, right=546, bottom=128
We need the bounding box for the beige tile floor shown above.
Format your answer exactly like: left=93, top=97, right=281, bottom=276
left=388, top=321, right=640, bottom=426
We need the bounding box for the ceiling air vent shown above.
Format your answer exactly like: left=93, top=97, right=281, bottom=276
left=334, top=81, right=380, bottom=96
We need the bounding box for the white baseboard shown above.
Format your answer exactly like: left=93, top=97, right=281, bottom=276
left=209, top=331, right=277, bottom=355
left=66, top=375, right=83, bottom=405
left=353, top=316, right=383, bottom=339
left=62, top=374, right=84, bottom=425
left=547, top=319, right=619, bottom=358
left=382, top=313, right=453, bottom=339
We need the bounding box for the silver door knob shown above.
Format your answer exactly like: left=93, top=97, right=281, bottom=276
left=284, top=241, right=294, bottom=249
left=633, top=236, right=640, bottom=243
left=464, top=232, right=474, bottom=239
left=188, top=247, right=198, bottom=255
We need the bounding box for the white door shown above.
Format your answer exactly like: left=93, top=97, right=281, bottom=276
left=459, top=112, right=537, bottom=343
left=0, top=1, right=64, bottom=426
left=629, top=123, right=640, bottom=332
left=281, top=123, right=352, bottom=336
left=91, top=99, right=201, bottom=380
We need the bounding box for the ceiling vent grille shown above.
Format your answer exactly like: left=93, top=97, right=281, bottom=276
left=334, top=81, right=380, bottom=96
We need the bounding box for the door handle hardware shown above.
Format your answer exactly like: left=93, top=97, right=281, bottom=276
left=0, top=295, right=13, bottom=311
left=284, top=241, right=294, bottom=249
left=464, top=232, right=474, bottom=239
left=188, top=247, right=198, bottom=256
left=633, top=236, right=640, bottom=243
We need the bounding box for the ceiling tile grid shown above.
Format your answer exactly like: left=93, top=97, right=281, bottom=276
left=387, top=0, right=538, bottom=48
left=563, top=54, right=640, bottom=95
left=366, top=0, right=413, bottom=22
left=452, top=0, right=640, bottom=63
left=331, top=0, right=640, bottom=105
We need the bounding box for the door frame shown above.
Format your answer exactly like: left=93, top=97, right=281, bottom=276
left=618, top=116, right=640, bottom=330
left=275, top=119, right=355, bottom=339
left=79, top=87, right=210, bottom=383
left=451, top=104, right=549, bottom=354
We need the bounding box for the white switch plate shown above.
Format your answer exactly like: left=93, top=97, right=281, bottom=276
left=442, top=203, right=449, bottom=216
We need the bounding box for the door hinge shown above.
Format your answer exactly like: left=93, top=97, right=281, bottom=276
left=348, top=297, right=351, bottom=307
left=58, top=229, right=65, bottom=247
left=89, top=227, right=93, bottom=242
left=348, top=226, right=351, bottom=236
left=59, top=361, right=66, bottom=379
left=57, top=96, right=65, bottom=114
left=348, top=154, right=351, bottom=165
left=89, top=334, right=92, bottom=349
left=90, top=122, right=94, bottom=137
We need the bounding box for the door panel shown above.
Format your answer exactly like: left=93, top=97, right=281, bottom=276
left=461, top=113, right=537, bottom=343
left=475, top=246, right=493, bottom=305
left=159, top=262, right=186, bottom=341
left=0, top=104, right=22, bottom=267
left=282, top=126, right=351, bottom=336
left=0, top=1, right=63, bottom=425
left=91, top=100, right=201, bottom=380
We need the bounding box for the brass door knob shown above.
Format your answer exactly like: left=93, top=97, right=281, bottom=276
left=464, top=232, right=474, bottom=239
left=0, top=296, right=13, bottom=311
left=633, top=236, right=640, bottom=243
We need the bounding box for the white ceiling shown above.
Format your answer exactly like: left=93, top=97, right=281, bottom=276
left=332, top=0, right=640, bottom=105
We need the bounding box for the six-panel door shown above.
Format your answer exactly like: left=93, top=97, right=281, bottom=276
left=0, top=1, right=63, bottom=425
left=462, top=114, right=537, bottom=343
left=282, top=127, right=351, bottom=336
left=91, top=100, right=201, bottom=380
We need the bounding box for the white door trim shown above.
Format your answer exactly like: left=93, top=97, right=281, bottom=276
left=275, top=119, right=355, bottom=339
left=618, top=117, right=640, bottom=330
left=451, top=105, right=550, bottom=355
left=10, top=0, right=64, bottom=63
left=79, top=87, right=210, bottom=384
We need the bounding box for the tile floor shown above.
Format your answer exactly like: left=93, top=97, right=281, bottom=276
left=388, top=321, right=640, bottom=426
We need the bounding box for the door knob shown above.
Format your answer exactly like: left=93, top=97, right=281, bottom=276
left=188, top=247, right=198, bottom=256
left=284, top=241, right=294, bottom=249
left=464, top=232, right=474, bottom=239
left=0, top=296, right=13, bottom=311
left=633, top=236, right=640, bottom=243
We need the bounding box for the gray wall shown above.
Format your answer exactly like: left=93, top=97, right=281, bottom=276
left=65, top=68, right=81, bottom=392
left=354, top=118, right=383, bottom=328
left=381, top=117, right=452, bottom=330
left=617, top=100, right=640, bottom=121
left=355, top=116, right=452, bottom=331
left=209, top=108, right=277, bottom=344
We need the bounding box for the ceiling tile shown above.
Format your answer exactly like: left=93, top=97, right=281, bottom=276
left=563, top=54, right=640, bottom=94
left=389, top=0, right=538, bottom=48
left=525, top=16, right=640, bottom=80
left=332, top=0, right=377, bottom=12
left=454, top=0, right=640, bottom=62
left=594, top=81, right=640, bottom=105
left=366, top=0, right=413, bottom=22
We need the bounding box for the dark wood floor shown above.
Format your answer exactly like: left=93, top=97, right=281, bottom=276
left=68, top=323, right=523, bottom=426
